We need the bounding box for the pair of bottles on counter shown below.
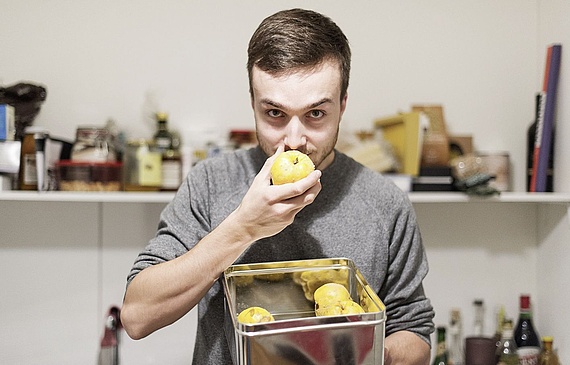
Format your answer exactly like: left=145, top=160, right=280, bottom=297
left=432, top=310, right=463, bottom=365
left=153, top=112, right=182, bottom=191
left=497, top=294, right=559, bottom=365
left=498, top=327, right=559, bottom=365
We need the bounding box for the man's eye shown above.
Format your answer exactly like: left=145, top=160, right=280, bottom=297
left=308, top=110, right=325, bottom=118
left=267, top=109, right=284, bottom=118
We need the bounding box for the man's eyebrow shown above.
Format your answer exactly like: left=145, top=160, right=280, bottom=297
left=260, top=97, right=334, bottom=110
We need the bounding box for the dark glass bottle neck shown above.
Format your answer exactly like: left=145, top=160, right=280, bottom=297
left=519, top=310, right=532, bottom=319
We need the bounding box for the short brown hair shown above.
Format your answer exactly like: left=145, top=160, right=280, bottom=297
left=247, top=8, right=351, bottom=100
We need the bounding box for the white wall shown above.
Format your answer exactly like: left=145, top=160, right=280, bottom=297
left=2, top=0, right=569, bottom=363
left=1, top=0, right=541, bottom=191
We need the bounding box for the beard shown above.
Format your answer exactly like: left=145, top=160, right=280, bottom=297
left=256, top=125, right=339, bottom=170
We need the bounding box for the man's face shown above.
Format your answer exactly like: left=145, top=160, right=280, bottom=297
left=251, top=60, right=347, bottom=170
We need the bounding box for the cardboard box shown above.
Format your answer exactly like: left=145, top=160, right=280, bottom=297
left=0, top=104, right=16, bottom=141
left=374, top=112, right=423, bottom=176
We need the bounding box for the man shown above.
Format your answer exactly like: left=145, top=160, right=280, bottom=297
left=121, top=8, right=434, bottom=364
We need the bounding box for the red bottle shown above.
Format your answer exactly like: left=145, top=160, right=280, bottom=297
left=514, top=294, right=541, bottom=365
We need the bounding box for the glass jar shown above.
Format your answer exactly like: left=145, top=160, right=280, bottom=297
left=18, top=126, right=49, bottom=190
left=71, top=126, right=116, bottom=162
left=123, top=139, right=162, bottom=191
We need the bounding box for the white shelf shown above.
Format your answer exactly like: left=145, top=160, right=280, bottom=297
left=408, top=192, right=570, bottom=204
left=1, top=190, right=569, bottom=204
left=0, top=191, right=176, bottom=203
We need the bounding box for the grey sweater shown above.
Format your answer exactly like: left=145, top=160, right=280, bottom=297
left=127, top=146, right=434, bottom=364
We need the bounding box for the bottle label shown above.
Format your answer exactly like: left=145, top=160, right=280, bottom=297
left=435, top=341, right=446, bottom=356
left=23, top=154, right=37, bottom=184
left=139, top=152, right=162, bottom=186
left=517, top=347, right=540, bottom=365
left=156, top=137, right=171, bottom=149
left=161, top=160, right=182, bottom=189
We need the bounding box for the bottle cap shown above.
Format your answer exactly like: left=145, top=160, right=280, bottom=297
left=520, top=294, right=531, bottom=310
left=156, top=112, right=168, bottom=121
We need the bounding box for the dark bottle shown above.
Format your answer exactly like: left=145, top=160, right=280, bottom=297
left=153, top=112, right=182, bottom=191
left=527, top=93, right=554, bottom=192
left=514, top=294, right=541, bottom=365
left=432, top=327, right=448, bottom=365
left=153, top=112, right=173, bottom=153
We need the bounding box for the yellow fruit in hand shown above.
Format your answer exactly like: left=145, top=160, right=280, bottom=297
left=316, top=300, right=365, bottom=317
left=313, top=283, right=352, bottom=309
left=237, top=306, right=275, bottom=324
left=270, top=150, right=315, bottom=185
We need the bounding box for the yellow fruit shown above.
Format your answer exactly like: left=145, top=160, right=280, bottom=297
left=315, top=305, right=343, bottom=317
left=313, top=283, right=352, bottom=309
left=315, top=300, right=365, bottom=317
left=296, top=269, right=349, bottom=302
left=270, top=150, right=315, bottom=185
left=237, top=306, right=275, bottom=324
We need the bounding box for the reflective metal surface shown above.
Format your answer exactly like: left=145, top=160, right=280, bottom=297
left=223, top=258, right=385, bottom=365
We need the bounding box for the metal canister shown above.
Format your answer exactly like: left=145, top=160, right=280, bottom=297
left=123, top=139, right=162, bottom=191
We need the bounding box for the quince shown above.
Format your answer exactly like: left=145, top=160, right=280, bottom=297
left=313, top=283, right=352, bottom=309
left=270, top=150, right=315, bottom=185
left=295, top=269, right=349, bottom=301
left=237, top=306, right=275, bottom=324
left=315, top=300, right=365, bottom=317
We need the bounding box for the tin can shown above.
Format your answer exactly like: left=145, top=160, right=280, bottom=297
left=223, top=258, right=386, bottom=365
left=123, top=139, right=162, bottom=191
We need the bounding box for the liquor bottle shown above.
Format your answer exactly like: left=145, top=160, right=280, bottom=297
left=160, top=146, right=182, bottom=191
left=153, top=112, right=182, bottom=191
left=514, top=294, right=541, bottom=365
left=153, top=112, right=173, bottom=154
left=473, top=299, right=484, bottom=336
left=18, top=126, right=49, bottom=190
left=448, top=309, right=463, bottom=365
left=539, top=337, right=559, bottom=365
left=497, top=319, right=519, bottom=365
left=432, top=327, right=448, bottom=365
left=494, top=305, right=507, bottom=363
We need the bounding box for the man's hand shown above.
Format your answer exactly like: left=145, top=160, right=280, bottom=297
left=232, top=145, right=322, bottom=242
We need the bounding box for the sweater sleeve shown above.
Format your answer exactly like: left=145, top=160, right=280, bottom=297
left=126, top=162, right=212, bottom=285
left=379, top=196, right=435, bottom=346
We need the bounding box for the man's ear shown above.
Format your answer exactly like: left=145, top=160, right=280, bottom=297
left=340, top=92, right=348, bottom=116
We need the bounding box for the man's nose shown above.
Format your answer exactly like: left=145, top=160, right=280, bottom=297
left=284, top=116, right=307, bottom=150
